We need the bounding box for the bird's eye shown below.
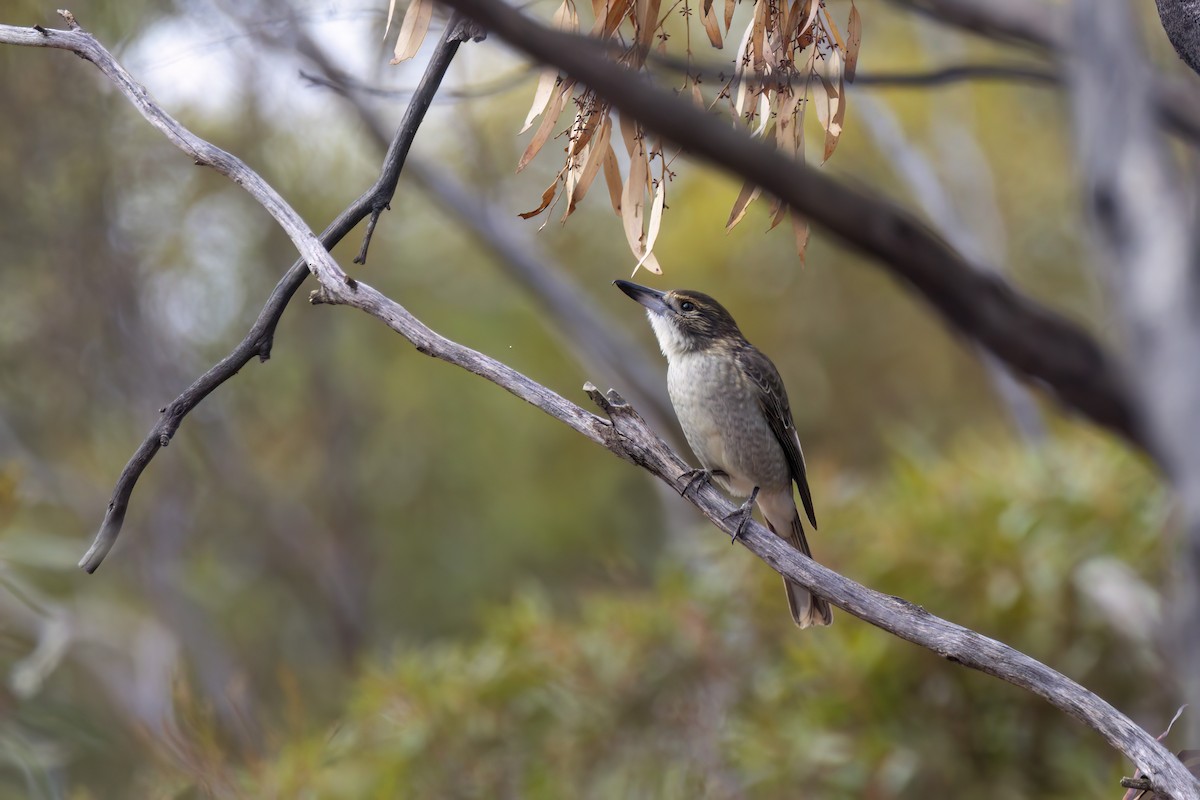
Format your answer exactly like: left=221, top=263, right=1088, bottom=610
left=680, top=301, right=695, bottom=312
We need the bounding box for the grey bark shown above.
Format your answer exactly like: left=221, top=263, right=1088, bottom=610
left=1066, top=0, right=1200, bottom=750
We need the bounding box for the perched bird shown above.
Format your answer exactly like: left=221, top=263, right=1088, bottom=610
left=615, top=280, right=832, bottom=628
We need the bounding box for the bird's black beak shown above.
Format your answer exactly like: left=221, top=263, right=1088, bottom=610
left=614, top=280, right=669, bottom=314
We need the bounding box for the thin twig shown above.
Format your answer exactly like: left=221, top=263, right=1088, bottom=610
left=887, top=0, right=1200, bottom=145
left=352, top=15, right=484, bottom=265
left=300, top=61, right=1055, bottom=105
left=851, top=63, right=1054, bottom=87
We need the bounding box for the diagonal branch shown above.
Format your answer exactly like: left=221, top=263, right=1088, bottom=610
left=0, top=12, right=481, bottom=571
left=429, top=0, right=1147, bottom=456
left=306, top=273, right=1199, bottom=800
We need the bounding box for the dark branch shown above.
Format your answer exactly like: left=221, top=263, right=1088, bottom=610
left=430, top=0, right=1148, bottom=456
left=851, top=63, right=1055, bottom=88
left=301, top=61, right=1055, bottom=104
left=0, top=14, right=479, bottom=571
left=888, top=0, right=1200, bottom=145
left=351, top=15, right=484, bottom=265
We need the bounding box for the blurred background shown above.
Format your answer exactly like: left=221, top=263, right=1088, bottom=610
left=0, top=0, right=1189, bottom=796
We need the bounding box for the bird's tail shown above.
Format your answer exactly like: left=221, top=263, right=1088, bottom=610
left=762, top=500, right=832, bottom=629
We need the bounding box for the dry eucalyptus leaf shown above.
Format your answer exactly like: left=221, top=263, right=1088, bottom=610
left=390, top=0, right=433, bottom=63
left=480, top=0, right=864, bottom=269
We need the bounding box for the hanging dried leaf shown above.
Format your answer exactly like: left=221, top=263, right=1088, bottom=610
left=521, top=71, right=560, bottom=134
left=384, top=0, right=398, bottom=40
left=517, top=83, right=572, bottom=173
left=636, top=252, right=663, bottom=274
left=621, top=144, right=649, bottom=257
left=790, top=211, right=810, bottom=263
left=845, top=1, right=862, bottom=82
left=821, top=49, right=845, bottom=162
left=701, top=0, right=723, bottom=48
left=566, top=116, right=613, bottom=215
left=390, top=0, right=433, bottom=64
left=591, top=0, right=635, bottom=37
left=634, top=179, right=666, bottom=272
left=752, top=91, right=771, bottom=136
left=488, top=0, right=867, bottom=269
left=637, top=0, right=664, bottom=46
left=750, top=0, right=765, bottom=66
left=775, top=86, right=802, bottom=154
left=602, top=143, right=623, bottom=216
left=823, top=5, right=846, bottom=50
left=790, top=0, right=820, bottom=40
left=726, top=180, right=761, bottom=230
left=764, top=198, right=782, bottom=231
left=553, top=0, right=579, bottom=31
left=519, top=177, right=562, bottom=220
left=568, top=108, right=605, bottom=157
left=619, top=111, right=639, bottom=156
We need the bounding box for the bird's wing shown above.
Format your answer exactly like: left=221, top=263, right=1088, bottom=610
left=742, top=346, right=818, bottom=529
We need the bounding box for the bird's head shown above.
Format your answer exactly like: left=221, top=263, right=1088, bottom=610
left=614, top=280, right=744, bottom=359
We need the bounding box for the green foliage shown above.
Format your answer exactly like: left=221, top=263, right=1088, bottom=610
left=144, top=429, right=1169, bottom=800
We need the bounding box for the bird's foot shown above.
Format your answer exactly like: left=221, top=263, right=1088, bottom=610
left=722, top=486, right=759, bottom=544
left=677, top=467, right=728, bottom=498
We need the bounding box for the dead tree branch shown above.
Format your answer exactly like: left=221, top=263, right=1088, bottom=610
left=0, top=14, right=481, bottom=572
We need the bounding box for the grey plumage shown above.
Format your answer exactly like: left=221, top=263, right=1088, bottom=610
left=615, top=280, right=832, bottom=628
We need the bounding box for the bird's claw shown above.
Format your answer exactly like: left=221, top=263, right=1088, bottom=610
left=677, top=468, right=713, bottom=498
left=721, top=486, right=759, bottom=544
left=678, top=467, right=730, bottom=498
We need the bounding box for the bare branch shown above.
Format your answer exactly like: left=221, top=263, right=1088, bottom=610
left=0, top=13, right=478, bottom=571
left=303, top=61, right=1055, bottom=103
left=430, top=0, right=1147, bottom=454
left=352, top=15, right=486, bottom=265
left=851, top=63, right=1055, bottom=88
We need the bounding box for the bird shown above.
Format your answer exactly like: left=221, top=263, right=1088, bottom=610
left=614, top=279, right=832, bottom=628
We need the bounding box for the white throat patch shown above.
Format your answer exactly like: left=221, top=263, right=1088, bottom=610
left=647, top=311, right=691, bottom=361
